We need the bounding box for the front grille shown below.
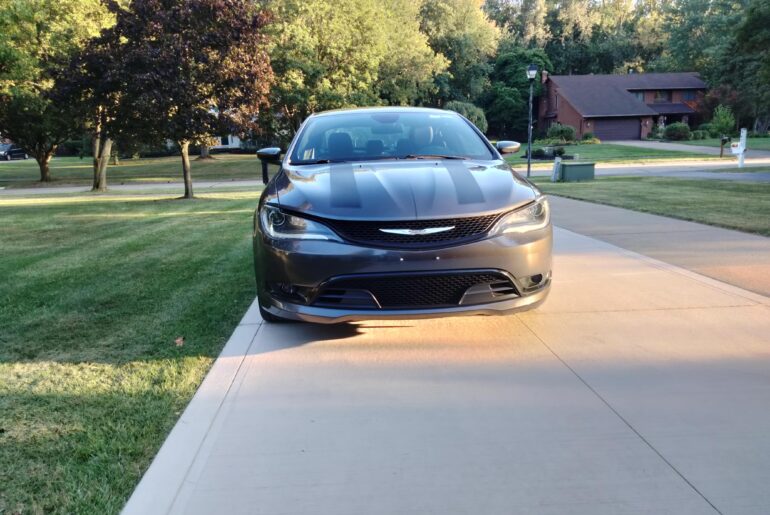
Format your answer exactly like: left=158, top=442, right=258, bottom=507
left=313, top=271, right=518, bottom=309
left=322, top=213, right=503, bottom=248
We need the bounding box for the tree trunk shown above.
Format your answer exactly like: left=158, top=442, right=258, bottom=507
left=93, top=138, right=112, bottom=192
left=180, top=140, right=194, bottom=199
left=36, top=150, right=54, bottom=182
left=110, top=151, right=119, bottom=166
left=199, top=144, right=210, bottom=159
left=92, top=134, right=101, bottom=187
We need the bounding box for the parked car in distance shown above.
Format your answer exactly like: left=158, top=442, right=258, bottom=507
left=254, top=107, right=552, bottom=323
left=0, top=143, right=29, bottom=160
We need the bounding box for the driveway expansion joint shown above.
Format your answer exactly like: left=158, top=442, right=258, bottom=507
left=516, top=314, right=725, bottom=515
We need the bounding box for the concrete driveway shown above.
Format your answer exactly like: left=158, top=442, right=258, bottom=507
left=123, top=223, right=770, bottom=515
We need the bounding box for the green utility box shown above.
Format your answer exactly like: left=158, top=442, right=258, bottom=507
left=559, top=161, right=595, bottom=182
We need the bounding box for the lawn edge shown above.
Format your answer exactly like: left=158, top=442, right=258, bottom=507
left=543, top=192, right=770, bottom=237
left=121, top=300, right=263, bottom=515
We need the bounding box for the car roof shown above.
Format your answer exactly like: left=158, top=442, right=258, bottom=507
left=308, top=106, right=457, bottom=119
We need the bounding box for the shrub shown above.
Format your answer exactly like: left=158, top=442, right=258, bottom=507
left=554, top=146, right=566, bottom=157
left=711, top=104, right=736, bottom=137
left=691, top=130, right=707, bottom=140
left=664, top=122, right=691, bottom=141
left=698, top=123, right=717, bottom=137
left=648, top=125, right=664, bottom=139
left=534, top=137, right=566, bottom=146
left=547, top=123, right=577, bottom=143
left=581, top=131, right=595, bottom=140
left=581, top=137, right=601, bottom=145
left=444, top=101, right=488, bottom=133
left=531, top=148, right=546, bottom=158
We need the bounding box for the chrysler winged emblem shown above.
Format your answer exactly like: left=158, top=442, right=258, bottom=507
left=379, top=226, right=455, bottom=236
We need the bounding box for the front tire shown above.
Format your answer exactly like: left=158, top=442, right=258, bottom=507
left=4, top=155, right=9, bottom=161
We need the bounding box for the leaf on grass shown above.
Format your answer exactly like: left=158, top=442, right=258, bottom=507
left=174, top=336, right=185, bottom=346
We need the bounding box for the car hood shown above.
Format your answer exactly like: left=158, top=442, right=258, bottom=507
left=274, top=160, right=537, bottom=220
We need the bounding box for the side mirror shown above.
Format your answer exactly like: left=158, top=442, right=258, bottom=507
left=496, top=140, right=521, bottom=154
left=257, top=147, right=282, bottom=184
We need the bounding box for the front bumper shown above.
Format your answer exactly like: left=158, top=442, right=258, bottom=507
left=253, top=224, right=552, bottom=324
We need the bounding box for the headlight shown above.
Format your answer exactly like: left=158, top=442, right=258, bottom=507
left=491, top=196, right=550, bottom=235
left=259, top=204, right=341, bottom=241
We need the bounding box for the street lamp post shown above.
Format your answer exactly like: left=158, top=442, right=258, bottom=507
left=526, top=63, right=538, bottom=178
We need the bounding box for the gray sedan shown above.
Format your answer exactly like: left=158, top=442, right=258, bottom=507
left=254, top=107, right=551, bottom=323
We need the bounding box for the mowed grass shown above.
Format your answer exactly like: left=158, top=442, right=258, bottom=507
left=534, top=176, right=770, bottom=236
left=0, top=188, right=262, bottom=514
left=676, top=137, right=770, bottom=151
left=0, top=153, right=264, bottom=188
left=506, top=142, right=721, bottom=167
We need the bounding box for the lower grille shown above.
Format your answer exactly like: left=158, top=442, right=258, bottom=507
left=313, top=271, right=518, bottom=309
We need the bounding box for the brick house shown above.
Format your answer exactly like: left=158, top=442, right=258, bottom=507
left=538, top=72, right=707, bottom=140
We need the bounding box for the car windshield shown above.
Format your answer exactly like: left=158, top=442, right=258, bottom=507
left=0, top=144, right=10, bottom=151
left=289, top=111, right=495, bottom=164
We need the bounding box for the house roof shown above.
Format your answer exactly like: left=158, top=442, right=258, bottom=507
left=549, top=72, right=706, bottom=118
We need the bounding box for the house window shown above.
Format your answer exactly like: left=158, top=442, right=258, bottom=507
left=633, top=91, right=644, bottom=102
left=654, top=90, right=671, bottom=103
left=221, top=135, right=230, bottom=146
left=682, top=90, right=696, bottom=101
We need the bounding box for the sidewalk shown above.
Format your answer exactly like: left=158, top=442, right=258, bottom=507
left=616, top=139, right=770, bottom=159
left=548, top=196, right=770, bottom=297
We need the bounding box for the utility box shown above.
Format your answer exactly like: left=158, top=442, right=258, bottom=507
left=559, top=162, right=595, bottom=182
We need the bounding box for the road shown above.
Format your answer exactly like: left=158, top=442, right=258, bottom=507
left=123, top=222, right=770, bottom=515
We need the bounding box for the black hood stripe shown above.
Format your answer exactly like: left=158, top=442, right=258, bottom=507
left=445, top=160, right=485, bottom=204
left=329, top=163, right=362, bottom=208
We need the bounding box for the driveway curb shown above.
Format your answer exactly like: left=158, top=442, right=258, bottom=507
left=121, top=302, right=264, bottom=515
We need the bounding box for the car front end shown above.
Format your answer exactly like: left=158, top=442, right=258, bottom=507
left=253, top=107, right=552, bottom=323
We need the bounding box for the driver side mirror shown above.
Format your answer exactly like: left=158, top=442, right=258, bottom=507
left=257, top=147, right=282, bottom=184
left=496, top=140, right=521, bottom=154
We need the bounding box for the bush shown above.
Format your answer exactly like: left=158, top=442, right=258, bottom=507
left=698, top=123, right=717, bottom=137
left=581, top=131, right=595, bottom=140
left=444, top=101, right=488, bottom=133
left=691, top=130, right=707, bottom=140
left=547, top=123, right=577, bottom=142
left=534, top=137, right=567, bottom=146
left=711, top=104, right=736, bottom=137
left=664, top=122, right=691, bottom=141
left=554, top=146, right=566, bottom=157
left=531, top=148, right=546, bottom=158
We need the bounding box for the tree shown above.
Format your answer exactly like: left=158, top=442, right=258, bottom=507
left=376, top=0, right=449, bottom=106
left=265, top=0, right=386, bottom=132
left=0, top=0, right=113, bottom=182
left=102, top=0, right=274, bottom=198
left=445, top=100, right=488, bottom=132
left=711, top=104, right=736, bottom=136
left=420, top=0, right=500, bottom=104
left=484, top=46, right=551, bottom=138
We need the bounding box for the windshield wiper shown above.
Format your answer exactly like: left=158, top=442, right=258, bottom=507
left=401, top=154, right=468, bottom=160
left=290, top=159, right=347, bottom=165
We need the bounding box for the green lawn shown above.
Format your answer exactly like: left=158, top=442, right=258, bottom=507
left=0, top=188, right=262, bottom=514
left=0, top=153, right=266, bottom=188
left=676, top=137, right=770, bottom=151
left=0, top=144, right=721, bottom=189
left=506, top=142, right=723, bottom=167
left=534, top=176, right=770, bottom=236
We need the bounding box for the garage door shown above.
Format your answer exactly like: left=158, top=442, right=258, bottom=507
left=592, top=118, right=641, bottom=140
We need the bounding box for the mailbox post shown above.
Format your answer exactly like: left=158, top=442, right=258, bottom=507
left=730, top=128, right=748, bottom=168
